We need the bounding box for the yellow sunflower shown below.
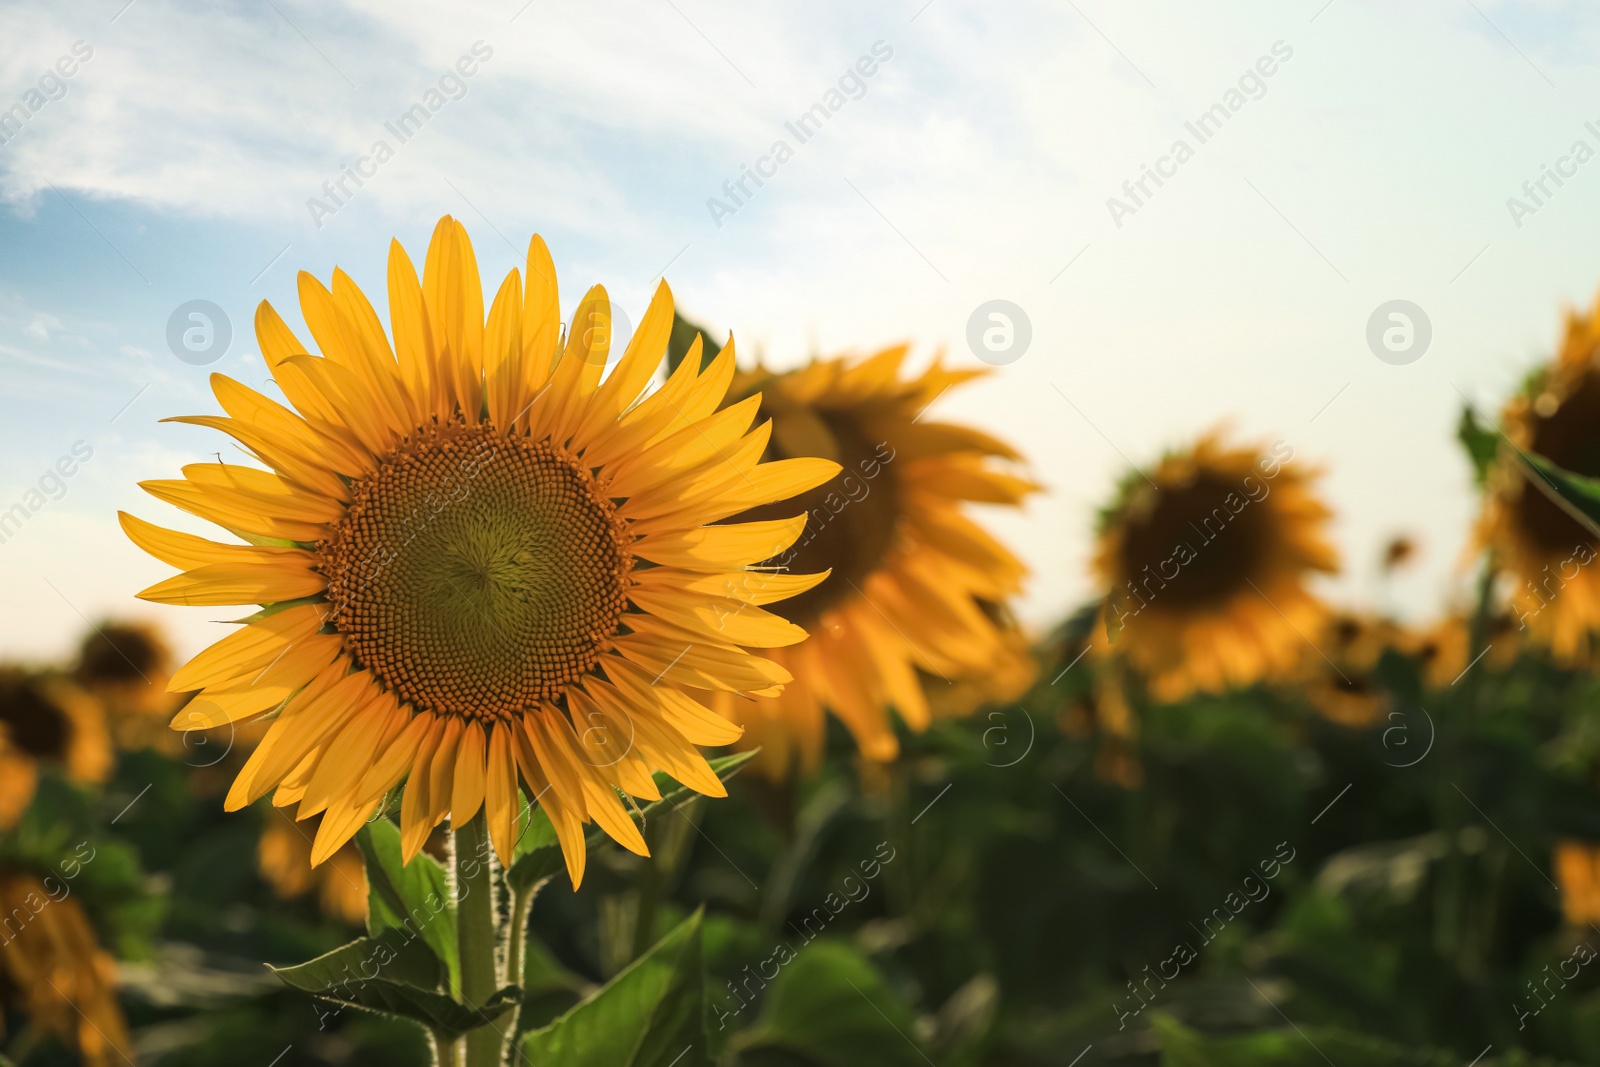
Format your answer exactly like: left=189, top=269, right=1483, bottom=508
left=123, top=216, right=838, bottom=885
left=0, top=871, right=131, bottom=1067
left=1407, top=611, right=1519, bottom=690
left=1480, top=290, right=1600, bottom=662
left=1091, top=432, right=1337, bottom=702
left=257, top=811, right=369, bottom=925
left=1297, top=611, right=1402, bottom=728
left=0, top=670, right=112, bottom=828
left=703, top=347, right=1034, bottom=775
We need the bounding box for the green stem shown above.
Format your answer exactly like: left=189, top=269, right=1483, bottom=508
left=431, top=1029, right=460, bottom=1067
left=457, top=813, right=504, bottom=1067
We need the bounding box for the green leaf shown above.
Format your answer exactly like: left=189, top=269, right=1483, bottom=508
left=728, top=941, right=928, bottom=1067
left=269, top=930, right=521, bottom=1038
left=1518, top=450, right=1600, bottom=539
left=665, top=311, right=723, bottom=377
left=356, top=820, right=460, bottom=995
left=1456, top=405, right=1501, bottom=488
left=507, top=752, right=757, bottom=893
left=521, top=908, right=707, bottom=1067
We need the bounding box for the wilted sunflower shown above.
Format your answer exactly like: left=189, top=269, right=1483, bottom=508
left=0, top=670, right=111, bottom=828
left=1480, top=292, right=1600, bottom=661
left=0, top=871, right=131, bottom=1067
left=123, top=216, right=838, bottom=885
left=258, top=812, right=368, bottom=925
left=1092, top=433, right=1337, bottom=702
left=704, top=347, right=1034, bottom=774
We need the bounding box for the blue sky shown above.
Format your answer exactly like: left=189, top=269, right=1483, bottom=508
left=3, top=0, right=1600, bottom=660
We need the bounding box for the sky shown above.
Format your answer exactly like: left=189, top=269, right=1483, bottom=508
left=2, top=0, right=1600, bottom=662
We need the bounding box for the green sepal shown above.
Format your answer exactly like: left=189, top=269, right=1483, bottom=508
left=1456, top=405, right=1501, bottom=488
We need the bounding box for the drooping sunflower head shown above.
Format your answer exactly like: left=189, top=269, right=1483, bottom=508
left=0, top=670, right=112, bottom=828
left=1481, top=296, right=1600, bottom=661
left=124, top=216, right=840, bottom=885
left=1092, top=432, right=1338, bottom=702
left=0, top=870, right=131, bottom=1067
left=703, top=346, right=1035, bottom=775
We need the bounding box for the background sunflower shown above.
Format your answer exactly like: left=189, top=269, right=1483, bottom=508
left=698, top=342, right=1035, bottom=776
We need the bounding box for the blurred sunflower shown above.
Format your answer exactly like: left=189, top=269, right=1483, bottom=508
left=0, top=871, right=131, bottom=1067
left=1092, top=433, right=1337, bottom=701
left=258, top=812, right=368, bottom=925
left=74, top=620, right=191, bottom=754
left=1407, top=611, right=1519, bottom=690
left=1554, top=839, right=1600, bottom=926
left=704, top=347, right=1034, bottom=775
left=122, top=216, right=838, bottom=885
left=1298, top=611, right=1402, bottom=728
left=924, top=603, right=1037, bottom=721
left=0, top=670, right=111, bottom=828
left=1480, top=291, right=1600, bottom=661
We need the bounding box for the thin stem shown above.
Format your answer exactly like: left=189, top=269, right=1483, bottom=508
left=456, top=812, right=504, bottom=1067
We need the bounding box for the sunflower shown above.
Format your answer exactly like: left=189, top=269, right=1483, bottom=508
left=1091, top=433, right=1337, bottom=702
left=1555, top=839, right=1600, bottom=926
left=923, top=603, right=1036, bottom=721
left=1297, top=611, right=1402, bottom=728
left=1407, top=611, right=1519, bottom=690
left=0, top=670, right=112, bottom=828
left=0, top=871, right=131, bottom=1067
left=73, top=620, right=198, bottom=756
left=257, top=811, right=368, bottom=925
left=701, top=347, right=1034, bottom=775
left=123, top=216, right=838, bottom=885
left=1480, top=291, right=1600, bottom=661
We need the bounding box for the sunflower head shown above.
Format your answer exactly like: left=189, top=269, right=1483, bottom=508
left=0, top=670, right=111, bottom=827
left=1481, top=305, right=1600, bottom=661
left=124, top=216, right=840, bottom=885
left=0, top=870, right=131, bottom=1067
left=703, top=347, right=1035, bottom=776
left=1297, top=611, right=1402, bottom=728
left=1092, top=432, right=1337, bottom=702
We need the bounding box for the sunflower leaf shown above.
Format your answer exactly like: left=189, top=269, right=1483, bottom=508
left=1516, top=451, right=1600, bottom=540
left=520, top=908, right=706, bottom=1067
left=507, top=751, right=757, bottom=893
left=356, top=820, right=460, bottom=996
left=1456, top=405, right=1501, bottom=488
left=723, top=940, right=928, bottom=1067
left=268, top=927, right=520, bottom=1036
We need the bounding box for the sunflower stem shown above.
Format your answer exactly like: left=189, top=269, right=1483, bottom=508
left=430, top=1028, right=460, bottom=1067
left=456, top=813, right=504, bottom=1067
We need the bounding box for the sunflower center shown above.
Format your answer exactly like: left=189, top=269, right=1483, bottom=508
left=0, top=674, right=69, bottom=760
left=735, top=408, right=901, bottom=625
left=320, top=423, right=631, bottom=720
left=1118, top=471, right=1271, bottom=610
left=1516, top=371, right=1600, bottom=554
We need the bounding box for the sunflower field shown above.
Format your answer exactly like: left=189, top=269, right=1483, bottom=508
left=3, top=211, right=1600, bottom=1067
